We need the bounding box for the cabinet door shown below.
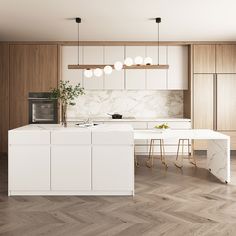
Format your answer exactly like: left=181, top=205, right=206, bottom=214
left=9, top=145, right=50, bottom=191
left=61, top=46, right=83, bottom=86
left=168, top=46, right=188, bottom=90
left=193, top=74, right=214, bottom=150
left=193, top=45, right=216, bottom=73
left=104, top=46, right=124, bottom=89
left=217, top=74, right=236, bottom=130
left=51, top=146, right=91, bottom=190
left=93, top=146, right=133, bottom=191
left=216, top=45, right=236, bottom=73
left=146, top=46, right=167, bottom=90
left=83, top=46, right=104, bottom=90
left=125, top=46, right=146, bottom=89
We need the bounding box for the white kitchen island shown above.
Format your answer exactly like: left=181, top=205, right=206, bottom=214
left=8, top=124, right=134, bottom=196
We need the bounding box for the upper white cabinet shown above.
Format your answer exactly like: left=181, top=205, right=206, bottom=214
left=83, top=46, right=104, bottom=90
left=61, top=45, right=188, bottom=90
left=168, top=46, right=188, bottom=90
left=104, top=46, right=124, bottom=90
left=146, top=46, right=168, bottom=90
left=125, top=46, right=146, bottom=90
left=61, top=46, right=83, bottom=86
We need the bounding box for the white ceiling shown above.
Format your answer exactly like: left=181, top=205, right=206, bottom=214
left=0, top=0, right=236, bottom=41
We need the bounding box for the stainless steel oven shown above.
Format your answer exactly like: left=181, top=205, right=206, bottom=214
left=28, top=92, right=58, bottom=124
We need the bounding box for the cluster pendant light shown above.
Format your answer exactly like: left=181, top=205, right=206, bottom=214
left=68, top=17, right=169, bottom=77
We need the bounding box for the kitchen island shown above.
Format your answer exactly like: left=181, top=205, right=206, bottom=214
left=8, top=124, right=134, bottom=196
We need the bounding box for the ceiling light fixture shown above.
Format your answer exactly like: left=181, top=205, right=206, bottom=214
left=68, top=17, right=169, bottom=71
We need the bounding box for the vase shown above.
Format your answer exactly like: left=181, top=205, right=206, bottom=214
left=61, top=104, right=67, bottom=127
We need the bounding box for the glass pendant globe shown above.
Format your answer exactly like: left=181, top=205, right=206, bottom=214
left=94, top=68, right=103, bottom=77
left=114, top=61, right=123, bottom=71
left=134, top=56, right=143, bottom=65
left=84, top=69, right=93, bottom=78
left=124, top=57, right=133, bottom=66
left=144, top=57, right=153, bottom=65
left=104, top=65, right=113, bottom=75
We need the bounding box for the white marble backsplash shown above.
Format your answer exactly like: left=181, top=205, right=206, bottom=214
left=67, top=90, right=184, bottom=119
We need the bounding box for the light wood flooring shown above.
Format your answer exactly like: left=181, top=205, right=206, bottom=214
left=1, top=154, right=236, bottom=236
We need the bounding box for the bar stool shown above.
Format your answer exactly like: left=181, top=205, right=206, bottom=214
left=175, top=139, right=196, bottom=168
left=146, top=139, right=168, bottom=168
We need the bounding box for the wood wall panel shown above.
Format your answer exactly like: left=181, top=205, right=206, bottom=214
left=0, top=44, right=9, bottom=153
left=216, top=45, right=236, bottom=73
left=193, top=45, right=216, bottom=73
left=9, top=44, right=58, bottom=129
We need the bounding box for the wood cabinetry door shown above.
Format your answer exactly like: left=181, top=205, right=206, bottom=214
left=83, top=46, right=104, bottom=90
left=216, top=45, right=236, bottom=73
left=193, top=45, right=216, bottom=73
left=125, top=46, right=146, bottom=89
left=9, top=45, right=58, bottom=129
left=168, top=46, right=188, bottom=90
left=146, top=46, right=167, bottom=90
left=193, top=74, right=214, bottom=150
left=104, top=46, right=124, bottom=89
left=217, top=74, right=236, bottom=130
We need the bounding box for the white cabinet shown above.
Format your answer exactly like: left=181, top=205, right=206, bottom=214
left=125, top=46, right=146, bottom=90
left=146, top=46, right=168, bottom=90
left=104, top=46, right=124, bottom=89
left=61, top=46, right=83, bottom=86
left=168, top=46, right=188, bottom=90
left=9, top=145, right=50, bottom=191
left=51, top=146, right=91, bottom=190
left=92, top=146, right=134, bottom=191
left=83, top=46, right=104, bottom=90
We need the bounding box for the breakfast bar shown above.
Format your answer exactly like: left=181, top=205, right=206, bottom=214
left=134, top=129, right=230, bottom=183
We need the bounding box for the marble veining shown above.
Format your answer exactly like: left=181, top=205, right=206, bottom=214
left=67, top=90, right=183, bottom=119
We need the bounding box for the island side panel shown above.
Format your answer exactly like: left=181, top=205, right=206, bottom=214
left=207, top=139, right=230, bottom=183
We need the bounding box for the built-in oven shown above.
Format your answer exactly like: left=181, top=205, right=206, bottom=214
left=28, top=92, right=58, bottom=124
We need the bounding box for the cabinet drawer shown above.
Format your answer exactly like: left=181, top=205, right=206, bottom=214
left=51, top=130, right=91, bottom=145
left=103, top=121, right=147, bottom=130
left=147, top=121, right=191, bottom=130
left=9, top=131, right=50, bottom=145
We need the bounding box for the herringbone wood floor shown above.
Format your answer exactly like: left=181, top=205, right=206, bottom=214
left=1, top=154, right=236, bottom=236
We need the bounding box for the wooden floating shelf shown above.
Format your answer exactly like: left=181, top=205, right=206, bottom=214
left=68, top=64, right=169, bottom=70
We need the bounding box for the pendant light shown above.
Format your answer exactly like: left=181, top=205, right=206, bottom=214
left=76, top=18, right=92, bottom=78
left=156, top=17, right=161, bottom=65
left=68, top=17, right=168, bottom=71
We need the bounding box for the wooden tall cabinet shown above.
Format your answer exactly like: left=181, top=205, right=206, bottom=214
left=193, top=44, right=236, bottom=150
left=216, top=45, right=236, bottom=73
left=9, top=44, right=58, bottom=129
left=193, top=45, right=216, bottom=73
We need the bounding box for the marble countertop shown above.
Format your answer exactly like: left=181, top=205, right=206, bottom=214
left=68, top=117, right=191, bottom=122
left=9, top=124, right=134, bottom=132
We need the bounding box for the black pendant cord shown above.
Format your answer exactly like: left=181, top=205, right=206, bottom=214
left=157, top=21, right=160, bottom=65
left=78, top=22, right=80, bottom=66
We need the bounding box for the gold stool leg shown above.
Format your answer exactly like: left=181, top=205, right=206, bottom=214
left=175, top=139, right=183, bottom=168
left=146, top=139, right=154, bottom=168
left=134, top=146, right=140, bottom=167
left=188, top=139, right=197, bottom=166
left=161, top=139, right=168, bottom=168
